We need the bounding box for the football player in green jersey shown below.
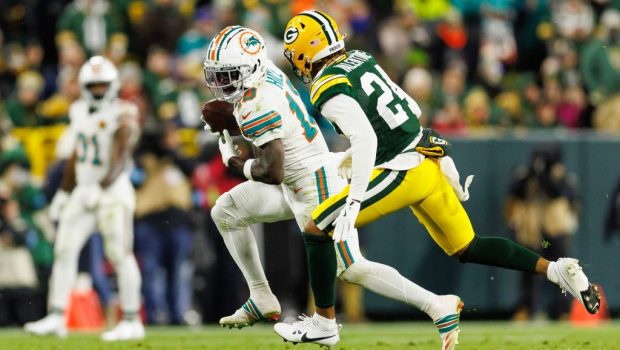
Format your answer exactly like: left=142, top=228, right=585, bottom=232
left=274, top=9, right=601, bottom=348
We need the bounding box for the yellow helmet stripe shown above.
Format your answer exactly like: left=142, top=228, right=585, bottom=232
left=300, top=11, right=335, bottom=45
left=311, top=74, right=346, bottom=97
left=311, top=77, right=351, bottom=104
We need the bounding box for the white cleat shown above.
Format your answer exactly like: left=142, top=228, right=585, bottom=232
left=101, top=319, right=145, bottom=342
left=24, top=314, right=67, bottom=338
left=548, top=258, right=600, bottom=314
left=219, top=296, right=281, bottom=329
left=433, top=295, right=464, bottom=350
left=274, top=314, right=340, bottom=349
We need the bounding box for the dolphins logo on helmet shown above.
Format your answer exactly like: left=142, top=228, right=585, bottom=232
left=204, top=26, right=268, bottom=101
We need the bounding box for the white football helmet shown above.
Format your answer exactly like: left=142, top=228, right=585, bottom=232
left=203, top=26, right=268, bottom=102
left=78, top=56, right=120, bottom=108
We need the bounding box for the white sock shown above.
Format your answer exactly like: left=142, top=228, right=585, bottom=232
left=340, top=259, right=436, bottom=318
left=48, top=251, right=79, bottom=313
left=249, top=280, right=271, bottom=299
left=313, top=313, right=336, bottom=330
left=217, top=225, right=270, bottom=297
left=547, top=261, right=559, bottom=284
left=115, top=254, right=142, bottom=314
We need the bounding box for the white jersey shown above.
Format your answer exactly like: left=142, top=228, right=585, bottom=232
left=234, top=61, right=329, bottom=185
left=67, top=98, right=139, bottom=186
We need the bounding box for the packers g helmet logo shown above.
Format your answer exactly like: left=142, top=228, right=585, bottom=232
left=239, top=31, right=261, bottom=54
left=430, top=136, right=447, bottom=145
left=284, top=27, right=299, bottom=44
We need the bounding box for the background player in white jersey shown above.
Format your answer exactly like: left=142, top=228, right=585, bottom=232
left=24, top=56, right=143, bottom=341
left=203, top=26, right=462, bottom=348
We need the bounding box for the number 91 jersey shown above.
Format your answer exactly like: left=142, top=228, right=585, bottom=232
left=234, top=60, right=329, bottom=184
left=68, top=99, right=139, bottom=186
left=310, top=50, right=422, bottom=165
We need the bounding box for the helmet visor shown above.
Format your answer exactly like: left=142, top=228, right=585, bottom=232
left=203, top=65, right=248, bottom=101
left=85, top=82, right=110, bottom=100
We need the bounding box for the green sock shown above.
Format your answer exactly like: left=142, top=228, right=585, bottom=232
left=303, top=233, right=337, bottom=308
left=459, top=236, right=540, bottom=272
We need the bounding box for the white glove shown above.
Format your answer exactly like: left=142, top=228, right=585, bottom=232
left=48, top=190, right=69, bottom=220
left=79, top=183, right=103, bottom=210
left=336, top=149, right=352, bottom=180
left=218, top=129, right=240, bottom=166
left=332, top=199, right=361, bottom=242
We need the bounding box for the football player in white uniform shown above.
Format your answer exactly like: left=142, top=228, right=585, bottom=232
left=203, top=27, right=462, bottom=348
left=24, top=56, right=144, bottom=341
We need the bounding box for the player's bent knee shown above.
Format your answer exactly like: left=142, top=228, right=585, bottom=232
left=211, top=192, right=246, bottom=231
left=456, top=235, right=478, bottom=262
left=211, top=192, right=233, bottom=223
left=338, top=258, right=372, bottom=284
left=210, top=201, right=225, bottom=224
left=53, top=235, right=81, bottom=260
left=54, top=246, right=79, bottom=261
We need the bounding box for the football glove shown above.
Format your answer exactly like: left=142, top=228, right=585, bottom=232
left=333, top=199, right=360, bottom=242
left=218, top=129, right=240, bottom=167
left=48, top=190, right=69, bottom=220
left=336, top=149, right=352, bottom=180
left=415, top=128, right=451, bottom=157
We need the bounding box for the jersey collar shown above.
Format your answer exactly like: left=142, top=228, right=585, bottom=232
left=311, top=53, right=348, bottom=85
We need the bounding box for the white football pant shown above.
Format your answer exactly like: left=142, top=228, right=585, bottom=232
left=49, top=176, right=141, bottom=315
left=211, top=156, right=438, bottom=318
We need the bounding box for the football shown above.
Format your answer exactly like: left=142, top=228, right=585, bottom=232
left=201, top=99, right=240, bottom=136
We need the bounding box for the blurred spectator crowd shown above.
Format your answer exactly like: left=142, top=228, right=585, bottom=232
left=1, top=0, right=620, bottom=326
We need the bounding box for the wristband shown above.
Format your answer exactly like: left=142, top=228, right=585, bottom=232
left=243, top=159, right=255, bottom=180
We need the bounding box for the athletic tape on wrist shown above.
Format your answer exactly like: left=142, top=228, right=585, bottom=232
left=243, top=159, right=255, bottom=180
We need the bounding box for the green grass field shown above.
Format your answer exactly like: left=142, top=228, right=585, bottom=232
left=1, top=321, right=617, bottom=350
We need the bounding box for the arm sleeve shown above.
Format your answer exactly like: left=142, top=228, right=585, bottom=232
left=321, top=94, right=377, bottom=202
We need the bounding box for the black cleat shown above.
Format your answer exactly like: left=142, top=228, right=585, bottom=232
left=581, top=284, right=601, bottom=314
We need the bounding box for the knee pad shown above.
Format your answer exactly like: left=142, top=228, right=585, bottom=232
left=53, top=227, right=83, bottom=260
left=338, top=258, right=372, bottom=285
left=211, top=192, right=244, bottom=231
left=54, top=241, right=80, bottom=262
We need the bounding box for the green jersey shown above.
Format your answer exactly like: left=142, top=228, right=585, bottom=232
left=310, top=50, right=422, bottom=165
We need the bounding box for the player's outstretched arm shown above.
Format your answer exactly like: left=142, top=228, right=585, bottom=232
left=228, top=139, right=285, bottom=185
left=321, top=94, right=376, bottom=202
left=321, top=94, right=377, bottom=241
